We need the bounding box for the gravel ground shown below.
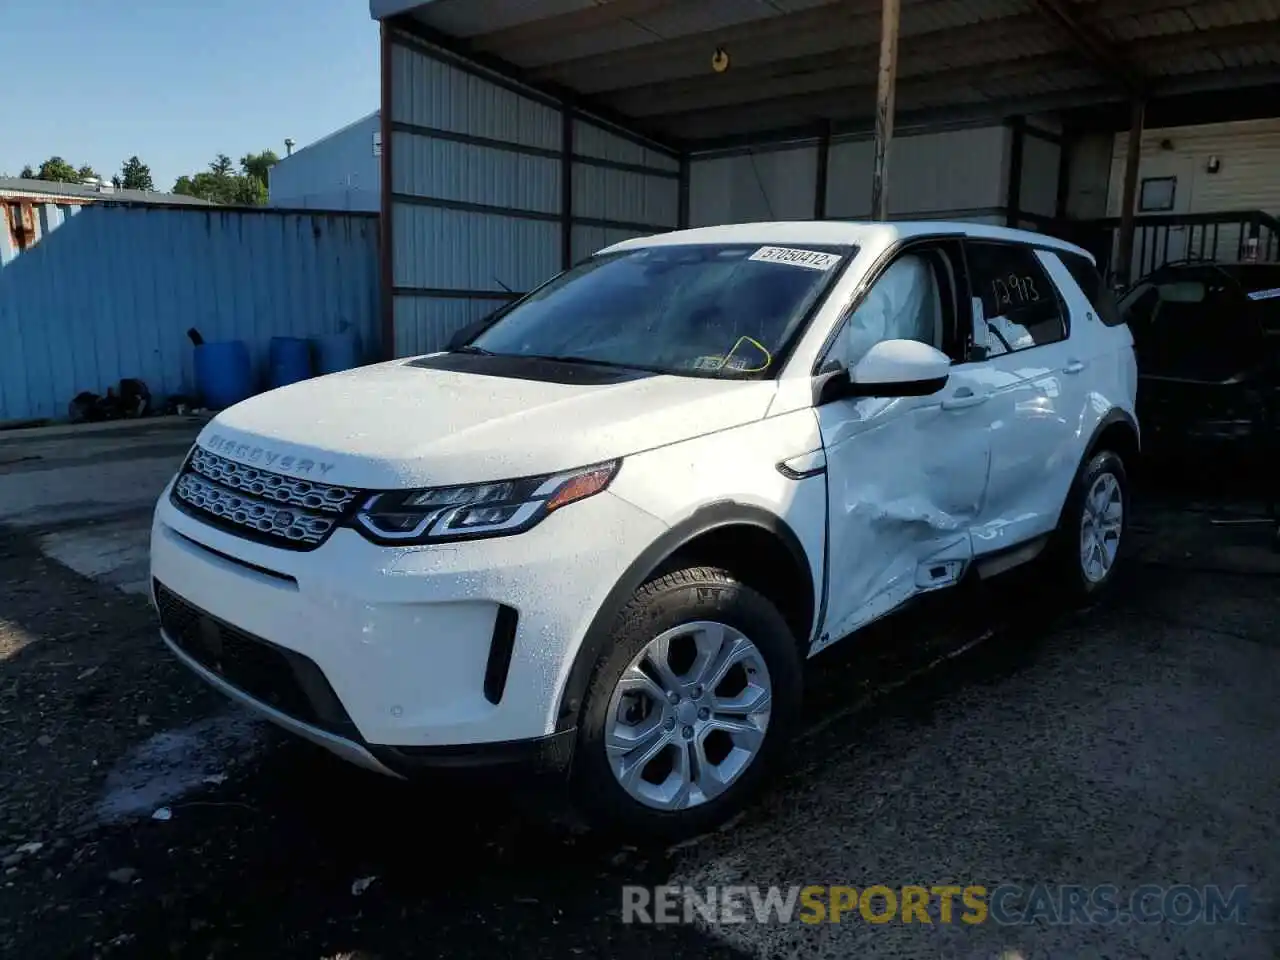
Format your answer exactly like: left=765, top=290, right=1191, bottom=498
left=0, top=429, right=1277, bottom=959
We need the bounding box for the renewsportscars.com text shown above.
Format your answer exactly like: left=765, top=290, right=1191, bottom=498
left=621, top=884, right=1249, bottom=926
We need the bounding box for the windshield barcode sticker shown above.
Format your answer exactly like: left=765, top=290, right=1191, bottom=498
left=1247, top=287, right=1280, bottom=301
left=748, top=246, right=842, bottom=271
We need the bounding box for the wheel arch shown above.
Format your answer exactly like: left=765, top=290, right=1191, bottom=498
left=1050, top=407, right=1139, bottom=529
left=554, top=502, right=816, bottom=733
left=1085, top=407, right=1141, bottom=465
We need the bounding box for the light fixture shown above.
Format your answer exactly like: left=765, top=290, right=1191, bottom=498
left=712, top=47, right=730, bottom=73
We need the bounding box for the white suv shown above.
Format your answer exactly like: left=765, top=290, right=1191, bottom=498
left=150, top=221, right=1137, bottom=839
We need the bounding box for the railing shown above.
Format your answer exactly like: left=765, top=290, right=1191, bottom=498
left=1048, top=210, right=1280, bottom=287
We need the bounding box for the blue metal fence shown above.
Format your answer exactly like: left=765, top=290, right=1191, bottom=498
left=0, top=201, right=379, bottom=423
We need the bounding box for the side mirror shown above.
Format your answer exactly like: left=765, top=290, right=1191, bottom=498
left=816, top=339, right=951, bottom=403
left=849, top=339, right=951, bottom=395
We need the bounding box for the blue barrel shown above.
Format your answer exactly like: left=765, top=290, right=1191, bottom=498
left=314, top=330, right=361, bottom=375
left=268, top=336, right=313, bottom=388
left=194, top=340, right=254, bottom=410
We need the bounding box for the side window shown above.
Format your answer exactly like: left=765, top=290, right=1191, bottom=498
left=1139, top=272, right=1255, bottom=379
left=1060, top=252, right=1124, bottom=327
left=965, top=241, right=1066, bottom=357
left=823, top=246, right=960, bottom=371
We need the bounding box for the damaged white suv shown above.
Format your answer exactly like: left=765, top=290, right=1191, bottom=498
left=151, top=221, right=1137, bottom=839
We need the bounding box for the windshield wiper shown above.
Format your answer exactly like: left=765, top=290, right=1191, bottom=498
left=452, top=344, right=494, bottom=355
left=521, top=353, right=634, bottom=369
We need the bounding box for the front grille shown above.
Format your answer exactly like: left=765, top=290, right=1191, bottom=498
left=155, top=581, right=360, bottom=740
left=171, top=447, right=360, bottom=550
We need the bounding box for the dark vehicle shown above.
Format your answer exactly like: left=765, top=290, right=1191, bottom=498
left=1116, top=261, right=1280, bottom=456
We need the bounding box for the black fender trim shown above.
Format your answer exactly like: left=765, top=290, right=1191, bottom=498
left=553, top=501, right=815, bottom=732
left=1051, top=408, right=1140, bottom=530
left=1084, top=407, right=1141, bottom=459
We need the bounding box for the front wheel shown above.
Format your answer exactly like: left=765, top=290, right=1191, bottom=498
left=572, top=566, right=802, bottom=842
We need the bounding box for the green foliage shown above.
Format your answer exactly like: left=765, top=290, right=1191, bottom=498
left=210, top=153, right=235, bottom=179
left=77, top=164, right=98, bottom=181
left=119, top=156, right=155, bottom=191
left=35, top=157, right=80, bottom=183
left=19, top=165, right=35, bottom=179
left=240, top=150, right=279, bottom=186
left=170, top=151, right=277, bottom=205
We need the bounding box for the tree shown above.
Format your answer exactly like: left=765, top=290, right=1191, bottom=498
left=119, top=156, right=154, bottom=191
left=36, top=156, right=79, bottom=183
left=233, top=175, right=268, bottom=206
left=77, top=164, right=99, bottom=181
left=210, top=154, right=235, bottom=179
left=171, top=151, right=274, bottom=206
left=240, top=150, right=279, bottom=186
left=20, top=164, right=34, bottom=179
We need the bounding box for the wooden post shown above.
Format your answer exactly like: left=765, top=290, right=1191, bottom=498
left=870, top=0, right=900, bottom=221
left=1115, top=98, right=1145, bottom=288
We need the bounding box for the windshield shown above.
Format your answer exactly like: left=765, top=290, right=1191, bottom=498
left=466, top=243, right=853, bottom=378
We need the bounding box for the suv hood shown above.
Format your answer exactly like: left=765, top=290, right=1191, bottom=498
left=195, top=356, right=777, bottom=489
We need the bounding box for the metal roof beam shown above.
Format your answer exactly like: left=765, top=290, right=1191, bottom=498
left=1029, top=0, right=1147, bottom=95
left=606, top=17, right=1064, bottom=118
left=477, top=0, right=680, bottom=53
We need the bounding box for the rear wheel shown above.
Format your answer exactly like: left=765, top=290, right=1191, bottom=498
left=572, top=566, right=802, bottom=842
left=1052, top=449, right=1129, bottom=602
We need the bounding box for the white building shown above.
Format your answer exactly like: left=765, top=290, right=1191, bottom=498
left=268, top=111, right=381, bottom=212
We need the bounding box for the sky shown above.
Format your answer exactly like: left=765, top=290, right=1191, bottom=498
left=2, top=0, right=380, bottom=190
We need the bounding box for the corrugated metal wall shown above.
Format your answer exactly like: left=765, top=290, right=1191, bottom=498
left=689, top=145, right=820, bottom=225
left=825, top=126, right=1011, bottom=219
left=268, top=112, right=382, bottom=212
left=1064, top=132, right=1113, bottom=220
left=0, top=203, right=378, bottom=423
left=2, top=200, right=86, bottom=266
left=571, top=119, right=680, bottom=262
left=1019, top=132, right=1061, bottom=220
left=687, top=124, right=1015, bottom=226
left=387, top=30, right=679, bottom=356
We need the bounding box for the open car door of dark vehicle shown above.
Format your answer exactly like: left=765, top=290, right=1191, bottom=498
left=1118, top=263, right=1275, bottom=452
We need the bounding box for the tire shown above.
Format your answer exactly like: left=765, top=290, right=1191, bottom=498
left=572, top=566, right=803, bottom=842
left=1051, top=448, right=1130, bottom=603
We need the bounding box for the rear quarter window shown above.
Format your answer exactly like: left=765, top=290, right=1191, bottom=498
left=1060, top=252, right=1124, bottom=327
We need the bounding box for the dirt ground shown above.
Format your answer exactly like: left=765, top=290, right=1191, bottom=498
left=1, top=421, right=1277, bottom=960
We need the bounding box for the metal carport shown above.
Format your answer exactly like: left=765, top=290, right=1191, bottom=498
left=368, top=0, right=1280, bottom=357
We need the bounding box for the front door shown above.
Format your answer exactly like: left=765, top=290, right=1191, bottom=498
left=815, top=241, right=992, bottom=652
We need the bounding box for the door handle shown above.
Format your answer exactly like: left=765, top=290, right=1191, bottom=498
left=1064, top=359, right=1086, bottom=374
left=941, top=388, right=990, bottom=410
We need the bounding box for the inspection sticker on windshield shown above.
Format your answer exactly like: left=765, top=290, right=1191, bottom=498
left=748, top=246, right=842, bottom=271
left=1247, top=287, right=1280, bottom=301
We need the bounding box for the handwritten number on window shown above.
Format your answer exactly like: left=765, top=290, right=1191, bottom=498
left=990, top=272, right=1041, bottom=313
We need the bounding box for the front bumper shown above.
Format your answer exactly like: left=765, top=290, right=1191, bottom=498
left=162, top=626, right=576, bottom=778
left=150, top=483, right=666, bottom=769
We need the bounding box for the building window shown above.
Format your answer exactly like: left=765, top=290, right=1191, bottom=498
left=1139, top=176, right=1176, bottom=212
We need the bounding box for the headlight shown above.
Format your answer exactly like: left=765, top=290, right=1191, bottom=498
left=353, top=460, right=620, bottom=544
